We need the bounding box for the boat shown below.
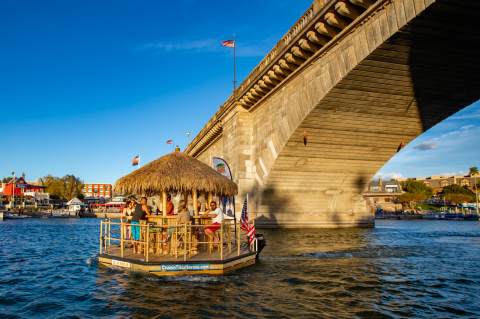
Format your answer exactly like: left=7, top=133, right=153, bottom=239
left=98, top=149, right=264, bottom=276
left=463, top=214, right=479, bottom=221
left=442, top=213, right=479, bottom=221
left=78, top=210, right=96, bottom=218
left=422, top=212, right=444, bottom=220
left=4, top=212, right=31, bottom=219
left=50, top=209, right=79, bottom=218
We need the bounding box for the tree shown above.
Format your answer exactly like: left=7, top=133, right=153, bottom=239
left=39, top=174, right=84, bottom=200
left=442, top=184, right=475, bottom=204
left=469, top=166, right=479, bottom=176
left=398, top=179, right=433, bottom=209
left=63, top=174, right=83, bottom=200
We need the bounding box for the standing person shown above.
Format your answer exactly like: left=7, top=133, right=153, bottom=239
left=122, top=200, right=135, bottom=241
left=122, top=200, right=134, bottom=218
left=204, top=201, right=224, bottom=246
left=166, top=194, right=175, bottom=216
left=131, top=199, right=151, bottom=254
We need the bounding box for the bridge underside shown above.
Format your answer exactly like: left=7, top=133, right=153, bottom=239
left=257, top=0, right=480, bottom=227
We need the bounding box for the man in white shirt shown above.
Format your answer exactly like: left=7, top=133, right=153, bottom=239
left=205, top=201, right=224, bottom=244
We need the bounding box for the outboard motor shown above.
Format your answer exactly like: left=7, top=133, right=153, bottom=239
left=255, top=233, right=266, bottom=259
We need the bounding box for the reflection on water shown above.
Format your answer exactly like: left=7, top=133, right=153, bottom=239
left=1, top=219, right=480, bottom=318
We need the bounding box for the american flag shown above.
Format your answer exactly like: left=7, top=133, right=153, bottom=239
left=222, top=40, right=235, bottom=48
left=240, top=197, right=256, bottom=245
left=166, top=139, right=173, bottom=145
left=132, top=155, right=140, bottom=166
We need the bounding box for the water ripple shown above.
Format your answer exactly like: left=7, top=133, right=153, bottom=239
left=1, top=219, right=480, bottom=317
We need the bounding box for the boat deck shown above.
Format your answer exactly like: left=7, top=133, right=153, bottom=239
left=98, top=219, right=258, bottom=276
left=103, top=245, right=252, bottom=263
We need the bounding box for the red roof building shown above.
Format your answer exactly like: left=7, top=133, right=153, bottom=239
left=1, top=177, right=46, bottom=196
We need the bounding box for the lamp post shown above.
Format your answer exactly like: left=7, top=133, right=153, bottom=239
left=11, top=172, right=15, bottom=209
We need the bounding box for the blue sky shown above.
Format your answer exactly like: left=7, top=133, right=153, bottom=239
left=0, top=0, right=478, bottom=183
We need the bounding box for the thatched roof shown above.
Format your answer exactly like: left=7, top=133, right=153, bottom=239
left=115, top=151, right=237, bottom=196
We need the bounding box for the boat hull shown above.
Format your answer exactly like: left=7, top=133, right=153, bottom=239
left=98, top=252, right=257, bottom=276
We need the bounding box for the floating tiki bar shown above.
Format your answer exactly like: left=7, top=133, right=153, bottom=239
left=98, top=148, right=262, bottom=276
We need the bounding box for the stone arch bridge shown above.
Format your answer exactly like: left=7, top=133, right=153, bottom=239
left=185, top=0, right=480, bottom=228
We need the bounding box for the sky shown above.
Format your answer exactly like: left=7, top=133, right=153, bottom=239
left=0, top=0, right=478, bottom=184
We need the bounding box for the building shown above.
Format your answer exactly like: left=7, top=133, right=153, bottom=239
left=1, top=177, right=46, bottom=197
left=0, top=177, right=49, bottom=205
left=399, top=173, right=480, bottom=194
left=82, top=183, right=112, bottom=199
left=364, top=179, right=403, bottom=212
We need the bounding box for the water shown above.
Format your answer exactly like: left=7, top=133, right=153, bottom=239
left=1, top=219, right=480, bottom=318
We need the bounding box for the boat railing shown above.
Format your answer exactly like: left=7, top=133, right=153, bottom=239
left=99, top=218, right=255, bottom=262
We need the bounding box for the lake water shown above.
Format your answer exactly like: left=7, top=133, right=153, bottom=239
left=1, top=219, right=480, bottom=318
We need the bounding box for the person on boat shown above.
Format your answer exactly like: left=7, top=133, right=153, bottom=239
left=197, top=200, right=203, bottom=214
left=122, top=200, right=135, bottom=240
left=166, top=194, right=174, bottom=216
left=122, top=200, right=135, bottom=218
left=163, top=200, right=190, bottom=240
left=204, top=201, right=224, bottom=245
left=177, top=200, right=190, bottom=225
left=131, top=198, right=151, bottom=253
left=141, top=197, right=152, bottom=215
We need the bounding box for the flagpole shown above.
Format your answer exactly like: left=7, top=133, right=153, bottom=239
left=233, top=36, right=237, bottom=99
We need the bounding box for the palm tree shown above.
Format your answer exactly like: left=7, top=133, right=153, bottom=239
left=469, top=166, right=479, bottom=176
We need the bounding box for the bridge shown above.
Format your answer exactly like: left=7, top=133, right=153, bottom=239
left=185, top=0, right=480, bottom=228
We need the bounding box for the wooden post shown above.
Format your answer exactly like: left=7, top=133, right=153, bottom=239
left=220, top=222, right=224, bottom=260
left=120, top=220, right=124, bottom=258
left=99, top=221, right=103, bottom=254
left=237, top=223, right=240, bottom=256
left=192, top=189, right=198, bottom=217
left=184, top=223, right=187, bottom=262
left=107, top=220, right=111, bottom=253
left=146, top=223, right=150, bottom=262
left=162, top=191, right=167, bottom=217
left=207, top=193, right=213, bottom=206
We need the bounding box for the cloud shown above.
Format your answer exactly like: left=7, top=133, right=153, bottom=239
left=413, top=140, right=438, bottom=151
left=373, top=172, right=404, bottom=180
left=134, top=38, right=272, bottom=58
left=136, top=39, right=218, bottom=53
left=450, top=104, right=480, bottom=120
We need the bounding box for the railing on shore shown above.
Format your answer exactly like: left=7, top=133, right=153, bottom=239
left=99, top=217, right=256, bottom=262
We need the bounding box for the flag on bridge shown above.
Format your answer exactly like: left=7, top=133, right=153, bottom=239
left=222, top=39, right=235, bottom=48
left=240, top=196, right=256, bottom=245
left=132, top=155, right=140, bottom=166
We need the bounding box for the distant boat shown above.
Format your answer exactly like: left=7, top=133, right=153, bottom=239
left=422, top=212, right=444, bottom=220
left=463, top=214, right=479, bottom=221
left=4, top=213, right=31, bottom=220
left=444, top=213, right=479, bottom=221
left=50, top=209, right=79, bottom=218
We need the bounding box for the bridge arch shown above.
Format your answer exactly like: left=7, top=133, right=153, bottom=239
left=187, top=0, right=480, bottom=227
left=251, top=0, right=479, bottom=227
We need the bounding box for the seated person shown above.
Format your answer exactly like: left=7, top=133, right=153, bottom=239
left=140, top=197, right=152, bottom=216
left=204, top=201, right=224, bottom=244
left=166, top=194, right=175, bottom=216
left=177, top=200, right=190, bottom=225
